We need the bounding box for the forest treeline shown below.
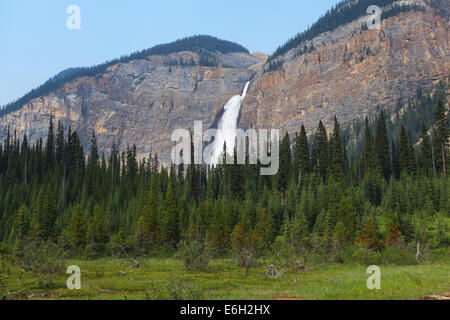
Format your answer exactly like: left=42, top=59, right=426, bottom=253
left=0, top=89, right=448, bottom=268
left=0, top=35, right=248, bottom=118
left=343, top=81, right=448, bottom=164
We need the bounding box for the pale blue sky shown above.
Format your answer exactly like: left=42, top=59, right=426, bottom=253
left=0, top=0, right=340, bottom=106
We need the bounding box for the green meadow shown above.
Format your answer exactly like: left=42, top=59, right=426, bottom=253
left=3, top=255, right=449, bottom=300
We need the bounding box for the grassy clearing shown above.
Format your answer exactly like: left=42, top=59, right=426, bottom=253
left=3, top=255, right=449, bottom=300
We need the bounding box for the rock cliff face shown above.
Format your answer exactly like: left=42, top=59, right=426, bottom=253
left=0, top=52, right=263, bottom=163
left=0, top=1, right=448, bottom=164
left=240, top=7, right=449, bottom=135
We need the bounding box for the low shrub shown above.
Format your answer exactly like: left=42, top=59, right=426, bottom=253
left=146, top=277, right=206, bottom=300
left=166, top=278, right=204, bottom=300
left=15, top=241, right=66, bottom=288
left=352, top=247, right=382, bottom=265
left=176, top=240, right=211, bottom=271
left=381, top=246, right=417, bottom=265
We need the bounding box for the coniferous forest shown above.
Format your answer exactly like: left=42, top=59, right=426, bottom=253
left=1, top=0, right=450, bottom=305
left=0, top=82, right=448, bottom=283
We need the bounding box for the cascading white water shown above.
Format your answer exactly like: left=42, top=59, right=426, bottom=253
left=210, top=81, right=250, bottom=165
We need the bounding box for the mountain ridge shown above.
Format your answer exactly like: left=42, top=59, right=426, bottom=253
left=240, top=4, right=449, bottom=137
left=0, top=35, right=250, bottom=117
left=0, top=0, right=448, bottom=165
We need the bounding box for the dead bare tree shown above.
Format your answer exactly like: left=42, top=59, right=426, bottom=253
left=415, top=241, right=420, bottom=263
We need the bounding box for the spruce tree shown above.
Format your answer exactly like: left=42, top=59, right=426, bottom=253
left=433, top=99, right=449, bottom=175
left=206, top=200, right=232, bottom=255
left=407, top=132, right=417, bottom=174
left=291, top=206, right=310, bottom=254
left=231, top=214, right=252, bottom=267
left=277, top=132, right=291, bottom=194
left=13, top=205, right=29, bottom=241
left=87, top=130, right=100, bottom=198
left=55, top=121, right=65, bottom=167
left=293, top=125, right=310, bottom=185
left=385, top=214, right=402, bottom=247
left=391, top=141, right=400, bottom=178
left=162, top=177, right=179, bottom=247
left=66, top=205, right=87, bottom=250
left=45, top=116, right=55, bottom=171
left=86, top=205, right=108, bottom=257
left=126, top=144, right=138, bottom=180
left=398, top=213, right=415, bottom=243
left=229, top=148, right=245, bottom=200
left=252, top=209, right=276, bottom=257
left=398, top=126, right=416, bottom=174
left=89, top=130, right=99, bottom=166
left=312, top=121, right=329, bottom=179
left=136, top=182, right=159, bottom=249
left=30, top=186, right=55, bottom=241
left=336, top=196, right=357, bottom=245
left=362, top=117, right=378, bottom=176
left=418, top=123, right=432, bottom=173
left=322, top=210, right=336, bottom=250
left=333, top=221, right=347, bottom=248
left=374, top=111, right=391, bottom=179
left=357, top=218, right=380, bottom=249
left=330, top=116, right=345, bottom=179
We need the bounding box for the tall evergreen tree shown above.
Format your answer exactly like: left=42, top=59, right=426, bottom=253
left=335, top=196, right=357, bottom=245
left=293, top=125, right=310, bottom=185
left=374, top=111, right=391, bottom=179
left=55, top=121, right=65, bottom=167
left=418, top=123, right=432, bottom=173
left=30, top=186, right=55, bottom=241
left=252, top=209, right=276, bottom=257
left=45, top=116, right=55, bottom=171
left=231, top=214, right=252, bottom=267
left=126, top=144, right=138, bottom=180
left=312, top=121, right=329, bottom=179
left=136, top=183, right=159, bottom=250
left=330, top=116, right=345, bottom=179
left=290, top=206, right=310, bottom=254
left=86, top=205, right=108, bottom=257
left=66, top=205, right=87, bottom=250
left=162, top=177, right=179, bottom=247
left=362, top=117, right=378, bottom=176
left=398, top=126, right=416, bottom=174
left=13, top=205, right=29, bottom=241
left=357, top=218, right=381, bottom=249
left=433, top=99, right=449, bottom=176
left=277, top=132, right=292, bottom=194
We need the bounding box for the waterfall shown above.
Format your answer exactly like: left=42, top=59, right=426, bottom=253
left=210, top=81, right=250, bottom=165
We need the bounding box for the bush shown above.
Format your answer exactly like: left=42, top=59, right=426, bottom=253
left=426, top=247, right=450, bottom=263
left=176, top=240, right=210, bottom=271
left=166, top=278, right=204, bottom=300
left=352, top=247, right=382, bottom=265
left=110, top=229, right=133, bottom=257
left=332, top=245, right=355, bottom=264
left=0, top=258, right=9, bottom=300
left=381, top=246, right=416, bottom=265
left=16, top=241, right=66, bottom=288
left=145, top=278, right=205, bottom=300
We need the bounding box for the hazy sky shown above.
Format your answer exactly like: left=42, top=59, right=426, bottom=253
left=0, top=0, right=341, bottom=106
